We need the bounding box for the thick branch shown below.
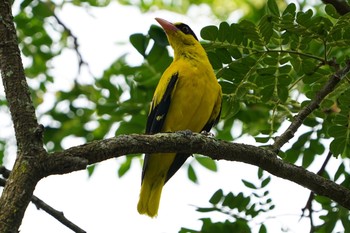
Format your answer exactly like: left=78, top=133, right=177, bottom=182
left=0, top=0, right=44, bottom=153
left=0, top=0, right=47, bottom=231
left=273, top=60, right=350, bottom=151
left=47, top=132, right=350, bottom=210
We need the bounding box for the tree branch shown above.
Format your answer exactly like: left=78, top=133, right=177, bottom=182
left=30, top=195, right=86, bottom=233
left=0, top=177, right=86, bottom=233
left=300, top=151, right=333, bottom=231
left=0, top=0, right=48, bottom=231
left=272, top=60, right=350, bottom=151
left=44, top=132, right=350, bottom=210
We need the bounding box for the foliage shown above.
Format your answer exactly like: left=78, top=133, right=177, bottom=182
left=117, top=0, right=271, bottom=21
left=1, top=0, right=350, bottom=232
left=180, top=169, right=273, bottom=233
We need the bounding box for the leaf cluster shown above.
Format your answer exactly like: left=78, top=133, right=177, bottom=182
left=200, top=1, right=350, bottom=159
left=180, top=169, right=273, bottom=233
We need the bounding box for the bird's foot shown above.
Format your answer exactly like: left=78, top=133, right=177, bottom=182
left=201, top=130, right=214, bottom=137
left=176, top=129, right=193, bottom=137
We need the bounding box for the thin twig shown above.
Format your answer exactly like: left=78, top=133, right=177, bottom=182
left=31, top=195, right=86, bottom=233
left=300, top=152, right=333, bottom=232
left=272, top=60, right=350, bottom=151
left=52, top=13, right=88, bottom=73
left=0, top=176, right=86, bottom=233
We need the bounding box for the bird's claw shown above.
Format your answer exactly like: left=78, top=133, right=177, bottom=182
left=201, top=130, right=214, bottom=137
left=176, top=130, right=193, bottom=136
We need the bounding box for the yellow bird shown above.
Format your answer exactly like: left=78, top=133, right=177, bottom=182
left=137, top=18, right=222, bottom=217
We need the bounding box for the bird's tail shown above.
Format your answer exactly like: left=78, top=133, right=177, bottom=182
left=137, top=174, right=165, bottom=217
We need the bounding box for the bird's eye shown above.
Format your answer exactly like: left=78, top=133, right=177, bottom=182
left=175, top=23, right=199, bottom=41
left=182, top=26, right=190, bottom=34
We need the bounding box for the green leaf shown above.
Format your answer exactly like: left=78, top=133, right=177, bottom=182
left=196, top=156, right=217, bottom=172
left=222, top=192, right=235, bottom=208
left=277, top=85, right=289, bottom=102
left=267, top=0, right=280, bottom=16
left=207, top=51, right=222, bottom=69
left=328, top=125, right=347, bottom=138
left=282, top=3, right=296, bottom=17
left=216, top=48, right=232, bottom=64
left=218, top=22, right=230, bottom=42
left=209, top=189, right=224, bottom=205
left=118, top=156, right=132, bottom=177
left=87, top=164, right=96, bottom=177
left=201, top=25, right=218, bottom=41
left=242, top=179, right=258, bottom=189
left=260, top=85, right=274, bottom=102
left=239, top=20, right=263, bottom=45
left=259, top=15, right=274, bottom=44
left=325, top=4, right=340, bottom=19
left=188, top=164, right=198, bottom=183
left=261, top=176, right=271, bottom=188
left=147, top=42, right=167, bottom=65
left=228, top=47, right=242, bottom=59
left=334, top=163, right=345, bottom=181
left=255, top=136, right=270, bottom=143
left=296, top=9, right=313, bottom=26
left=258, top=168, right=264, bottom=179
left=196, top=207, right=217, bottom=213
left=32, top=1, right=53, bottom=18
left=149, top=25, right=168, bottom=46
left=130, top=33, right=149, bottom=57
left=259, top=224, right=267, bottom=233
left=330, top=138, right=349, bottom=157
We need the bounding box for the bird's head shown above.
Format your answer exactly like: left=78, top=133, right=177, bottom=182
left=155, top=18, right=202, bottom=59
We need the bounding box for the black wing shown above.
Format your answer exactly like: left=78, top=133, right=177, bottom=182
left=201, top=103, right=222, bottom=133
left=145, top=73, right=179, bottom=134
left=142, top=73, right=179, bottom=183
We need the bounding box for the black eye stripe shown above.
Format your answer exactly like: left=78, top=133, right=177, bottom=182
left=175, top=23, right=198, bottom=41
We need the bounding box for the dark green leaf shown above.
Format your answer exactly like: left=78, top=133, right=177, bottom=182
left=325, top=4, right=340, bottom=19
left=209, top=189, right=224, bottom=205
left=196, top=207, right=217, bottom=212
left=216, top=48, right=232, bottom=64
left=187, top=164, right=198, bottom=183
left=201, top=25, right=218, bottom=41
left=282, top=3, right=296, bottom=17
left=207, top=51, right=222, bottom=69
left=130, top=33, right=149, bottom=56
left=259, top=15, right=274, bottom=43
left=267, top=0, right=280, bottom=16
left=334, top=163, right=345, bottom=181
left=255, top=136, right=270, bottom=143
left=218, top=22, right=230, bottom=42
left=260, top=85, right=274, bottom=102
left=242, top=179, right=258, bottom=189
left=228, top=47, right=242, bottom=59
left=149, top=25, right=168, bottom=46
left=259, top=224, right=267, bottom=233
left=258, top=168, right=264, bottom=179
left=222, top=192, right=235, bottom=208
left=261, top=176, right=271, bottom=188
left=118, top=157, right=132, bottom=177
left=277, top=85, right=289, bottom=102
